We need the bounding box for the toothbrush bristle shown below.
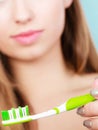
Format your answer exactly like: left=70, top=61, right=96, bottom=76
left=1, top=106, right=30, bottom=121
left=2, top=111, right=10, bottom=121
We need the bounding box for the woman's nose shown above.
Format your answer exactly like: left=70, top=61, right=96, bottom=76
left=13, top=0, right=33, bottom=24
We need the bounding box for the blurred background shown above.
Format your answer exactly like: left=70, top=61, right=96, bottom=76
left=80, top=0, right=98, bottom=50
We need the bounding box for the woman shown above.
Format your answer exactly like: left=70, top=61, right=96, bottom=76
left=0, top=0, right=98, bottom=130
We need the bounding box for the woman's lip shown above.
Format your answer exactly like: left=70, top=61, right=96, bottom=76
left=11, top=30, right=44, bottom=37
left=11, top=30, right=44, bottom=45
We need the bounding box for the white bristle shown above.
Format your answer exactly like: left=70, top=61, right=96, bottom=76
left=22, top=107, right=27, bottom=117
left=15, top=108, right=20, bottom=118
left=9, top=110, right=14, bottom=120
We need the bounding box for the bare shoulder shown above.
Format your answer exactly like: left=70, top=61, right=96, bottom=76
left=81, top=73, right=98, bottom=86
left=74, top=73, right=98, bottom=91
left=69, top=73, right=98, bottom=90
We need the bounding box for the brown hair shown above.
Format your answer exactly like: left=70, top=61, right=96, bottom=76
left=61, top=0, right=98, bottom=73
left=0, top=61, right=25, bottom=130
left=0, top=0, right=98, bottom=129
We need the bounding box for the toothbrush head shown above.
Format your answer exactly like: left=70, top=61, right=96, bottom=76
left=1, top=106, right=32, bottom=126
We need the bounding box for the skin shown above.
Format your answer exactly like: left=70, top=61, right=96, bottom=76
left=77, top=79, right=98, bottom=130
left=0, top=0, right=98, bottom=130
left=0, top=0, right=72, bottom=61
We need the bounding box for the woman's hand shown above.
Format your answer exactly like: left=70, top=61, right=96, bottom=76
left=77, top=78, right=98, bottom=130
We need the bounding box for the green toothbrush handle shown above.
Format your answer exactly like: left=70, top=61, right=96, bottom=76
left=66, top=94, right=95, bottom=111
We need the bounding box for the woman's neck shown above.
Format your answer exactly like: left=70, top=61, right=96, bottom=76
left=9, top=43, right=73, bottom=108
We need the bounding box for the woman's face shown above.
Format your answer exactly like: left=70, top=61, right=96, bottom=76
left=0, top=0, right=72, bottom=61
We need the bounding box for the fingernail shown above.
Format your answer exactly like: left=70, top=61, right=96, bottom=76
left=90, top=89, right=98, bottom=97
left=94, top=78, right=98, bottom=86
left=77, top=107, right=85, bottom=116
left=83, top=120, right=92, bottom=128
left=90, top=78, right=98, bottom=97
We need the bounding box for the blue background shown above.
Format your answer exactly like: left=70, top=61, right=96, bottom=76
left=80, top=0, right=98, bottom=50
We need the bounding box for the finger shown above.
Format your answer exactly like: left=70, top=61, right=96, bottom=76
left=77, top=100, right=98, bottom=117
left=90, top=78, right=98, bottom=99
left=83, top=118, right=98, bottom=130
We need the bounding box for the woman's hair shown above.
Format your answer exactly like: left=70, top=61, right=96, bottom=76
left=61, top=0, right=98, bottom=73
left=0, top=61, right=25, bottom=130
left=0, top=0, right=98, bottom=129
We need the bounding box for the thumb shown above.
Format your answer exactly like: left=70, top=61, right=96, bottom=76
left=90, top=78, right=98, bottom=99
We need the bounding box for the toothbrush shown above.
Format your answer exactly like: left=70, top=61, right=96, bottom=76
left=1, top=93, right=95, bottom=126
